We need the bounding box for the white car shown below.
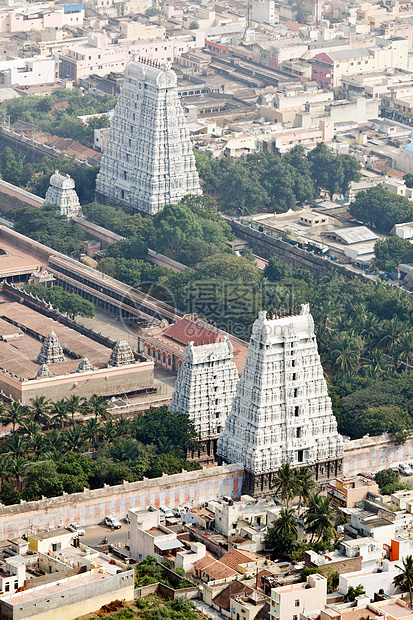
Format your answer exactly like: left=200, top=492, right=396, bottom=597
left=160, top=506, right=174, bottom=519
left=399, top=464, right=413, bottom=476
left=104, top=515, right=122, bottom=529
left=68, top=523, right=85, bottom=536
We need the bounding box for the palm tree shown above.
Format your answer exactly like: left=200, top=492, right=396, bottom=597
left=0, top=454, right=11, bottom=487
left=396, top=333, right=413, bottom=369
left=379, top=317, right=404, bottom=353
left=361, top=348, right=392, bottom=375
left=394, top=555, right=413, bottom=607
left=305, top=493, right=336, bottom=542
left=271, top=507, right=298, bottom=538
left=271, top=463, right=298, bottom=509
left=29, top=432, right=49, bottom=459
left=2, top=402, right=29, bottom=433
left=65, top=395, right=86, bottom=424
left=29, top=395, right=51, bottom=427
left=64, top=424, right=86, bottom=452
left=22, top=419, right=40, bottom=440
left=329, top=332, right=365, bottom=375
left=84, top=418, right=100, bottom=449
left=51, top=399, right=70, bottom=430
left=3, top=433, right=28, bottom=460
left=114, top=416, right=131, bottom=438
left=47, top=428, right=65, bottom=451
left=10, top=456, right=28, bottom=492
left=87, top=395, right=110, bottom=422
left=101, top=418, right=116, bottom=443
left=295, top=468, right=316, bottom=514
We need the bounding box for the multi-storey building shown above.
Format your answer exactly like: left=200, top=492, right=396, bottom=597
left=217, top=305, right=344, bottom=495
left=95, top=57, right=201, bottom=215
left=312, top=36, right=408, bottom=89
left=170, top=338, right=239, bottom=464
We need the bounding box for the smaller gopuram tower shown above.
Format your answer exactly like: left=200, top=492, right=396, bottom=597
left=170, top=337, right=239, bottom=465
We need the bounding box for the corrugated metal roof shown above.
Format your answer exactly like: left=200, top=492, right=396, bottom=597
left=332, top=226, right=378, bottom=244
left=327, top=47, right=373, bottom=61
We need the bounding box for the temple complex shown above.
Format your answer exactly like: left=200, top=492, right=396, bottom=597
left=217, top=305, right=344, bottom=495
left=170, top=337, right=239, bottom=465
left=44, top=171, right=81, bottom=219
left=95, top=57, right=201, bottom=215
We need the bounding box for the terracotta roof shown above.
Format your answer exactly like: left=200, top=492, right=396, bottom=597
left=193, top=556, right=238, bottom=581
left=213, top=580, right=254, bottom=611
left=163, top=317, right=221, bottom=347
left=220, top=549, right=260, bottom=571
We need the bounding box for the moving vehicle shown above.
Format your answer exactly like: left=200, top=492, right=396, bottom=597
left=68, top=523, right=85, bottom=536
left=104, top=515, right=122, bottom=529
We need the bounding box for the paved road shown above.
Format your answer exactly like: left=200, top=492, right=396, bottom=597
left=82, top=523, right=128, bottom=549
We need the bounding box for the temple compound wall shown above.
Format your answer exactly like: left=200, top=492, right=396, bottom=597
left=0, top=464, right=244, bottom=539
left=342, top=433, right=413, bottom=477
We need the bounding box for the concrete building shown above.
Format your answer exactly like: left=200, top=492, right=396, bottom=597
left=0, top=568, right=134, bottom=620
left=175, top=542, right=206, bottom=573
left=251, top=0, right=277, bottom=24
left=0, top=557, right=26, bottom=596
left=270, top=574, right=327, bottom=620
left=327, top=476, right=380, bottom=508
left=170, top=338, right=239, bottom=464
left=312, top=37, right=409, bottom=89
left=0, top=57, right=57, bottom=87
left=96, top=57, right=201, bottom=215
left=44, top=171, right=81, bottom=219
left=128, top=507, right=183, bottom=562
left=217, top=305, right=344, bottom=495
left=59, top=31, right=203, bottom=83
left=0, top=3, right=84, bottom=34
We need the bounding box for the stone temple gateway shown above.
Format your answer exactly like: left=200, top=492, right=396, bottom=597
left=217, top=305, right=343, bottom=495
left=95, top=57, right=201, bottom=215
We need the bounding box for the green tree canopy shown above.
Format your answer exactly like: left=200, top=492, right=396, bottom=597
left=349, top=185, right=413, bottom=232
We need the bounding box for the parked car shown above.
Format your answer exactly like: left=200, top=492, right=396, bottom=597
left=68, top=523, right=85, bottom=536
left=399, top=464, right=413, bottom=476
left=160, top=506, right=174, bottom=519
left=104, top=515, right=122, bottom=529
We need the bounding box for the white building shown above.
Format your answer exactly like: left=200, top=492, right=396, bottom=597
left=0, top=56, right=57, bottom=87
left=96, top=57, right=201, bottom=215
left=251, top=0, right=277, bottom=24
left=270, top=574, right=328, bottom=620
left=175, top=542, right=206, bottom=574
left=217, top=305, right=344, bottom=495
left=44, top=171, right=81, bottom=219
left=170, top=338, right=239, bottom=463
left=128, top=507, right=183, bottom=562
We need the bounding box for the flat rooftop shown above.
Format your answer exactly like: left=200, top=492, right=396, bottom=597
left=0, top=297, right=114, bottom=379
left=0, top=235, right=46, bottom=278
left=2, top=570, right=110, bottom=606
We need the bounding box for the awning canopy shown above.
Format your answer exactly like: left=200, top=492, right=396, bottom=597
left=154, top=539, right=183, bottom=551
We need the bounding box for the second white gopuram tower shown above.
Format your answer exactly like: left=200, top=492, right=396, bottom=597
left=170, top=338, right=239, bottom=465
left=217, top=305, right=343, bottom=495
left=95, top=57, right=201, bottom=215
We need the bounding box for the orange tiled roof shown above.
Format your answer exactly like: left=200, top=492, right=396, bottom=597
left=220, top=548, right=260, bottom=571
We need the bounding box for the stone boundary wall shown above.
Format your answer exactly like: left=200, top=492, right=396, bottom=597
left=227, top=219, right=371, bottom=281
left=343, top=433, right=413, bottom=477
left=0, top=179, right=44, bottom=211
left=0, top=464, right=244, bottom=539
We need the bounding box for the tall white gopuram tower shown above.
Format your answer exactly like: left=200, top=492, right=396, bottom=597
left=95, top=57, right=201, bottom=215
left=217, top=305, right=343, bottom=495
left=44, top=171, right=81, bottom=219
left=170, top=338, right=239, bottom=465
